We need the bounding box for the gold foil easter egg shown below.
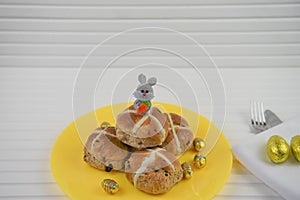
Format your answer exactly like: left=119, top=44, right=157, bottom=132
left=193, top=155, right=206, bottom=169
left=193, top=138, right=206, bottom=152
left=291, top=135, right=300, bottom=162
left=266, top=135, right=289, bottom=163
left=181, top=162, right=193, bottom=179
left=101, top=179, right=119, bottom=194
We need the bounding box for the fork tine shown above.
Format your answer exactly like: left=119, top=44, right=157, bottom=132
left=259, top=102, right=265, bottom=125
left=261, top=102, right=266, bottom=125
left=257, top=101, right=261, bottom=125
left=256, top=101, right=261, bottom=125
left=256, top=101, right=266, bottom=126
left=250, top=101, right=255, bottom=125
left=253, top=101, right=259, bottom=125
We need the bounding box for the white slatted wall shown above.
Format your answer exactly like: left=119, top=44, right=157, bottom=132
left=0, top=0, right=300, bottom=68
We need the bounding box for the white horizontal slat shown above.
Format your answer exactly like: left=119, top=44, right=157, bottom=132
left=0, top=184, right=63, bottom=197
left=0, top=132, right=58, bottom=140
left=0, top=141, right=54, bottom=150
left=0, top=149, right=50, bottom=161
left=1, top=31, right=300, bottom=45
left=1, top=19, right=300, bottom=32
left=1, top=44, right=300, bottom=56
left=0, top=160, right=50, bottom=171
left=0, top=121, right=71, bottom=131
left=0, top=5, right=300, bottom=19
left=0, top=107, right=72, bottom=118
left=1, top=67, right=299, bottom=84
left=218, top=183, right=279, bottom=197
left=0, top=0, right=300, bottom=6
left=0, top=172, right=54, bottom=184
left=0, top=108, right=72, bottom=118
left=1, top=55, right=300, bottom=68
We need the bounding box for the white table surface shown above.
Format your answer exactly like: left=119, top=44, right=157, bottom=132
left=1, top=67, right=300, bottom=200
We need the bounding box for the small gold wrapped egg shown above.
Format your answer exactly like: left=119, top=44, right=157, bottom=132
left=266, top=135, right=289, bottom=163
left=291, top=135, right=300, bottom=162
left=181, top=162, right=193, bottom=179
left=101, top=179, right=119, bottom=194
left=193, top=155, right=206, bottom=169
left=193, top=138, right=205, bottom=152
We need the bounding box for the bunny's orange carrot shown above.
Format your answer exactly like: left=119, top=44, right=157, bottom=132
left=136, top=103, right=148, bottom=115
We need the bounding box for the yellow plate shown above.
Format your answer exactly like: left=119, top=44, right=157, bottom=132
left=51, top=102, right=232, bottom=200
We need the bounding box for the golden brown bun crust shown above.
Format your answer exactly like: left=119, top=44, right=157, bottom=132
left=116, top=106, right=169, bottom=149
left=84, top=127, right=131, bottom=171
left=125, top=148, right=183, bottom=194
left=161, top=113, right=194, bottom=155
left=169, top=113, right=189, bottom=127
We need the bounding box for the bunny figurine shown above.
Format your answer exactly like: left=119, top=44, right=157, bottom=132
left=133, top=74, right=157, bottom=115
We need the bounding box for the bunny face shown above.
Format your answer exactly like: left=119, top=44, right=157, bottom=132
left=133, top=84, right=154, bottom=100
left=133, top=74, right=157, bottom=101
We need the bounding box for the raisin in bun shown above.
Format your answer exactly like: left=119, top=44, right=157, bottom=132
left=161, top=113, right=194, bottom=156
left=125, top=148, right=183, bottom=194
left=116, top=106, right=169, bottom=149
left=84, top=125, right=131, bottom=171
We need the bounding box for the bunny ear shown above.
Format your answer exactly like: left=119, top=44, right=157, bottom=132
left=147, top=77, right=157, bottom=86
left=138, top=73, right=146, bottom=84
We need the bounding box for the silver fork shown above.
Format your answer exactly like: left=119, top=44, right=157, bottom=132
left=250, top=101, right=267, bottom=133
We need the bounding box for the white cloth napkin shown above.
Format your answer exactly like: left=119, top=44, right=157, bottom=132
left=232, top=116, right=300, bottom=200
